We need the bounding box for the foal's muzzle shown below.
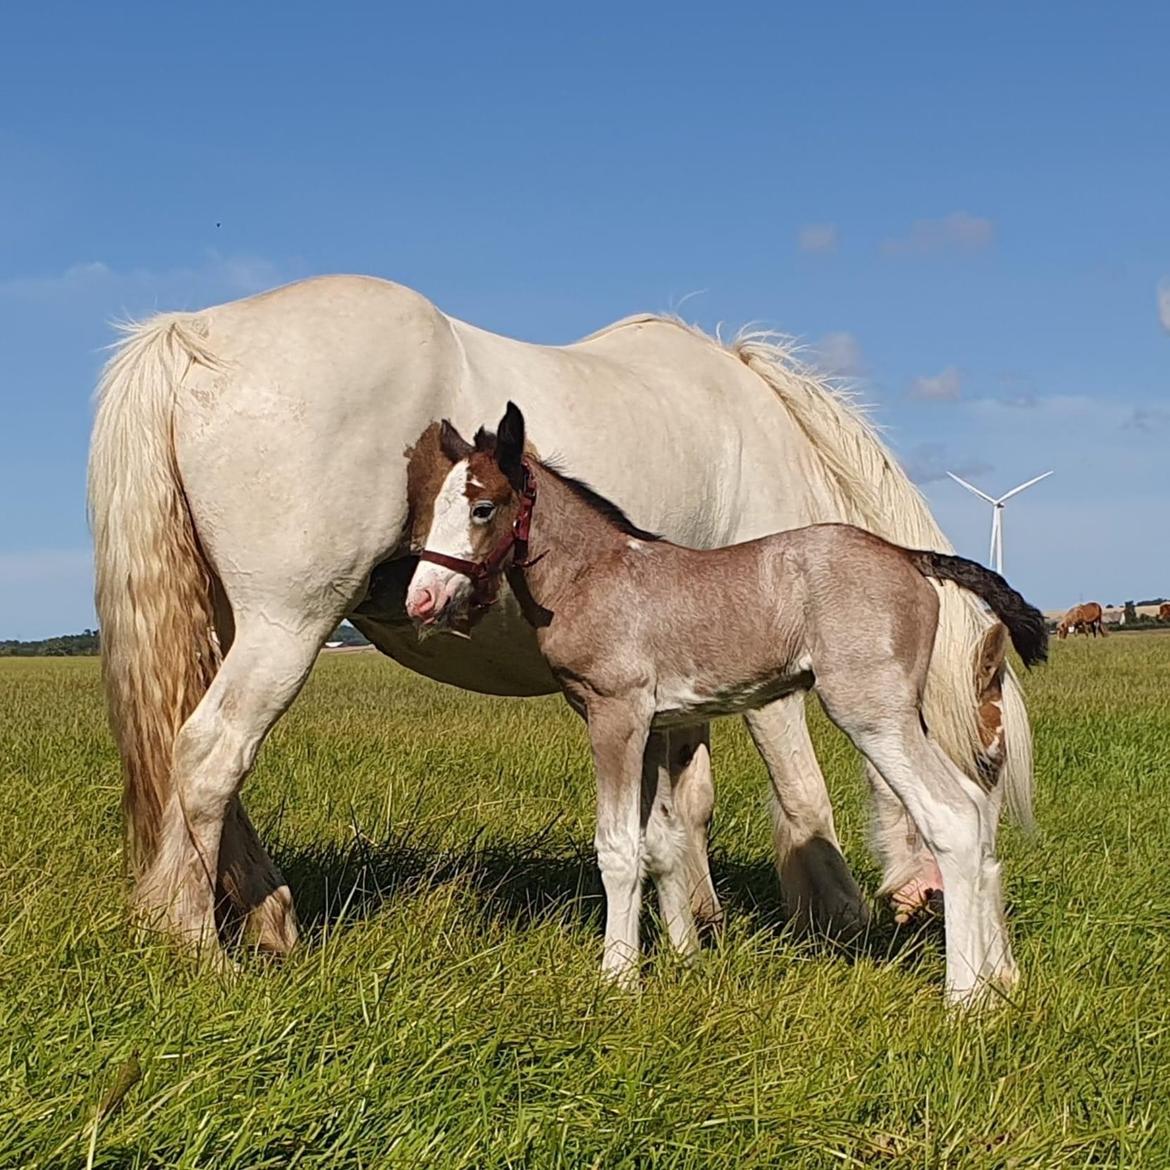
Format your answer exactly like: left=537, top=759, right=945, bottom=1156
left=405, top=568, right=471, bottom=628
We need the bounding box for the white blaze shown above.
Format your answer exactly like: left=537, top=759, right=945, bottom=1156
left=407, top=462, right=475, bottom=618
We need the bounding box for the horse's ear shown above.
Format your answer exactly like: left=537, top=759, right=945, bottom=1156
left=496, top=401, right=526, bottom=487
left=439, top=419, right=473, bottom=462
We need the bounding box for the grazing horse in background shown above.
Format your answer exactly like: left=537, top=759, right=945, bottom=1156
left=1057, top=602, right=1104, bottom=639
left=88, top=275, right=1034, bottom=963
left=405, top=404, right=1047, bottom=1003
left=1159, top=603, right=1170, bottom=622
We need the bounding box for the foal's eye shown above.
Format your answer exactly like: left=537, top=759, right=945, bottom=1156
left=471, top=500, right=496, bottom=522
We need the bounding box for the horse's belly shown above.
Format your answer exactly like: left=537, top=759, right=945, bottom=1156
left=351, top=572, right=557, bottom=697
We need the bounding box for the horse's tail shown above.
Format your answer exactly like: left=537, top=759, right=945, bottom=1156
left=88, top=314, right=224, bottom=879
left=908, top=551, right=1048, bottom=669
left=731, top=332, right=1037, bottom=826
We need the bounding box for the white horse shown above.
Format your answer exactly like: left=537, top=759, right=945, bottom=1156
left=88, top=274, right=1033, bottom=958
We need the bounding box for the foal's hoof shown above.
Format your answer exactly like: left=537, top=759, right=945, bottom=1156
left=946, top=968, right=1019, bottom=1012
left=600, top=962, right=641, bottom=994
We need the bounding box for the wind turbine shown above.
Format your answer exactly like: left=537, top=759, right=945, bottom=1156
left=946, top=470, right=1053, bottom=576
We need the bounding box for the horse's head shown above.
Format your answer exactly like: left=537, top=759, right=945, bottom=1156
left=405, top=402, right=531, bottom=629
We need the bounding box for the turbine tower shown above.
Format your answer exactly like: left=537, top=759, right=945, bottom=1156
left=946, top=470, right=1053, bottom=576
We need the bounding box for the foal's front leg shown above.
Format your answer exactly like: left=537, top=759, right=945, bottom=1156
left=586, top=698, right=653, bottom=988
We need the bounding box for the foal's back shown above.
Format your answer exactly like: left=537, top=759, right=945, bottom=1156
left=557, top=522, right=939, bottom=725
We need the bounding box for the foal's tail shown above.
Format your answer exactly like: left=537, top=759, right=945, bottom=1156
left=910, top=551, right=1049, bottom=669
left=88, top=314, right=224, bottom=879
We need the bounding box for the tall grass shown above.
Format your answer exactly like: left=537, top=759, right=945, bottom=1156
left=1, top=635, right=1168, bottom=1167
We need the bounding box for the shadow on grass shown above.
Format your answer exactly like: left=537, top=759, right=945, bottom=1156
left=267, top=819, right=942, bottom=969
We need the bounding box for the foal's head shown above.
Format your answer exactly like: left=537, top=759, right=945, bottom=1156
left=405, top=402, right=530, bottom=628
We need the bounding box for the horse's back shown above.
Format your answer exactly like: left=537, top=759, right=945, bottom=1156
left=447, top=312, right=822, bottom=546
left=196, top=274, right=451, bottom=384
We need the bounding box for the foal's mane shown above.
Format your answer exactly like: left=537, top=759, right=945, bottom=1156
left=543, top=460, right=663, bottom=542
left=472, top=426, right=661, bottom=543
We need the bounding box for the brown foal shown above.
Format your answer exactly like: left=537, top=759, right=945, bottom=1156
left=405, top=403, right=1047, bottom=1005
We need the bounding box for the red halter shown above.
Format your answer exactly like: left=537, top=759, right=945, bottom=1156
left=417, top=461, right=538, bottom=612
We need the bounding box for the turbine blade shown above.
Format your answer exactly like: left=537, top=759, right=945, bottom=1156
left=947, top=472, right=996, bottom=504
left=998, top=470, right=1054, bottom=503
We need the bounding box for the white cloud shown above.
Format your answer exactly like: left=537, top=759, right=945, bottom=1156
left=0, top=261, right=114, bottom=300
left=902, top=443, right=991, bottom=486
left=967, top=392, right=1096, bottom=421
left=882, top=212, right=994, bottom=256
left=1123, top=406, right=1170, bottom=433
left=1158, top=279, right=1170, bottom=333
left=909, top=366, right=962, bottom=401
left=0, top=253, right=284, bottom=306
left=798, top=223, right=838, bottom=254
left=814, top=331, right=865, bottom=377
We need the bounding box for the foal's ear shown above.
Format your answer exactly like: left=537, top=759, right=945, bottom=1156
left=496, top=401, right=526, bottom=487
left=439, top=419, right=473, bottom=462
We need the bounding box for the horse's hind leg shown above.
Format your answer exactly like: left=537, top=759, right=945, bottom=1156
left=665, top=725, right=723, bottom=930
left=744, top=696, right=868, bottom=940
left=135, top=611, right=335, bottom=956
left=217, top=801, right=299, bottom=954
left=206, top=578, right=298, bottom=953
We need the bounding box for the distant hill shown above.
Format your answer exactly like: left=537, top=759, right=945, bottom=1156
left=0, top=629, right=101, bottom=657
left=324, top=623, right=371, bottom=647
left=0, top=622, right=371, bottom=657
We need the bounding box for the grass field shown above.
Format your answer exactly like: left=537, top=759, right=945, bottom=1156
left=2, top=634, right=1168, bottom=1168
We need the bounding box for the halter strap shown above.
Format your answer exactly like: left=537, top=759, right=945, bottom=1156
left=418, top=461, right=538, bottom=611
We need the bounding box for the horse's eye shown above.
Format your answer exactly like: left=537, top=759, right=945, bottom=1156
left=471, top=500, right=496, bottom=522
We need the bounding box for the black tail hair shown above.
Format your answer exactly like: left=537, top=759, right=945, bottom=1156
left=910, top=551, right=1048, bottom=668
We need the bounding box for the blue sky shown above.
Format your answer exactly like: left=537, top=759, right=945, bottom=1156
left=2, top=2, right=1167, bottom=638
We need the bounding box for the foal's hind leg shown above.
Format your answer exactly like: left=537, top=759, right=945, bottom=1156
left=866, top=765, right=944, bottom=925
left=824, top=701, right=1014, bottom=1004
left=643, top=734, right=700, bottom=959
left=666, top=725, right=723, bottom=930
left=745, top=696, right=868, bottom=940
left=135, top=613, right=334, bottom=955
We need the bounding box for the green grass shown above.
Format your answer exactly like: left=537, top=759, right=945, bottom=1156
left=2, top=635, right=1169, bottom=1168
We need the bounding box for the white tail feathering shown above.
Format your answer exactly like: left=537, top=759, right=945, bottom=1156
left=88, top=313, right=226, bottom=875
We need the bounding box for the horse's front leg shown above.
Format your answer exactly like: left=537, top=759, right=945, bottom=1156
left=744, top=697, right=868, bottom=939
left=586, top=697, right=653, bottom=988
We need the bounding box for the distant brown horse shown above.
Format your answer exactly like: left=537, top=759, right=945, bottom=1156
left=1057, top=602, right=1104, bottom=639
left=1159, top=603, right=1170, bottom=622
